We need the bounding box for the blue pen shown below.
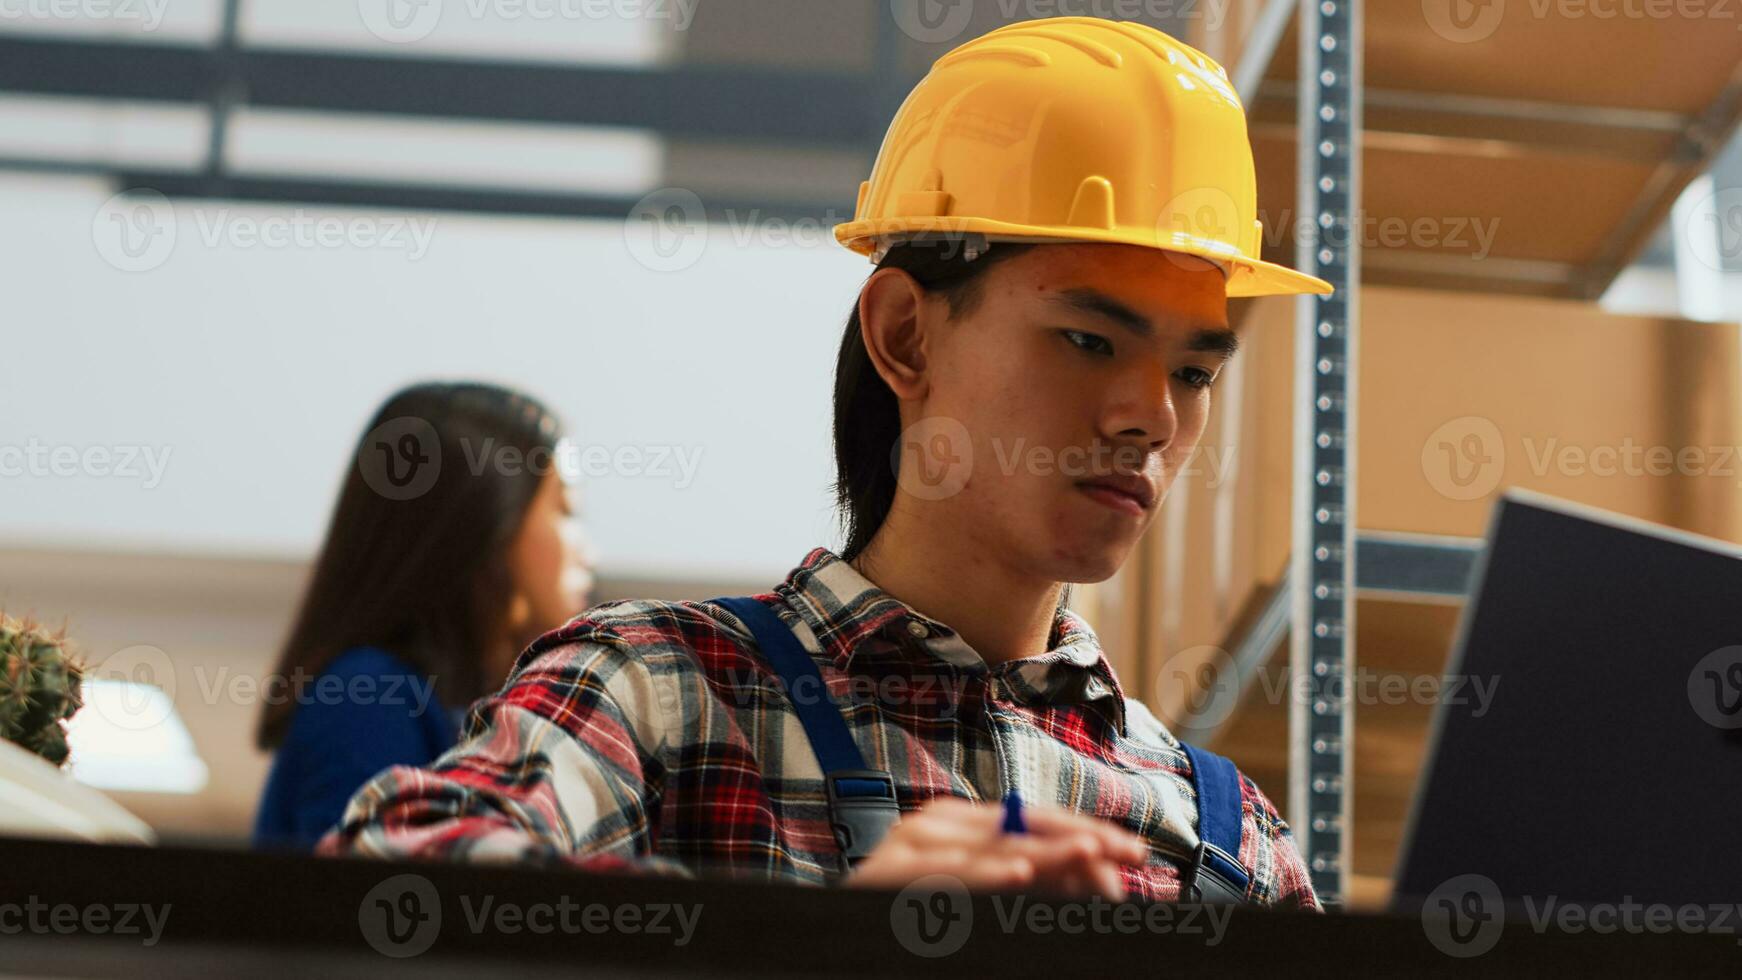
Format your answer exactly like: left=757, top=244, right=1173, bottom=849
left=1001, top=790, right=1027, bottom=834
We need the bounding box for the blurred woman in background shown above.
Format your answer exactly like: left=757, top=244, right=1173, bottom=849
left=252, top=381, right=592, bottom=850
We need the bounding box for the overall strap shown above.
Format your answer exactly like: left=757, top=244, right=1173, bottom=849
left=1179, top=741, right=1252, bottom=904
left=710, top=596, right=900, bottom=869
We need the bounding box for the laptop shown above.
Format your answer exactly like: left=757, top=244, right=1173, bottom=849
left=1393, top=487, right=1742, bottom=910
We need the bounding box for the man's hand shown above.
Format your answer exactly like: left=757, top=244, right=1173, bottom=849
left=844, top=797, right=1150, bottom=899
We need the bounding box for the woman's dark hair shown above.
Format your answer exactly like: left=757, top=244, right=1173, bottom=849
left=255, top=381, right=560, bottom=750
left=832, top=240, right=1035, bottom=561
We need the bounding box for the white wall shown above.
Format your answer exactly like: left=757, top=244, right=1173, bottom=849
left=1, top=172, right=870, bottom=580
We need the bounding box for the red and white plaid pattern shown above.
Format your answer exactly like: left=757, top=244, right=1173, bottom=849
left=320, top=547, right=1319, bottom=910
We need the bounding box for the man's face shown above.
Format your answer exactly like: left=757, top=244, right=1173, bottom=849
left=909, top=243, right=1233, bottom=584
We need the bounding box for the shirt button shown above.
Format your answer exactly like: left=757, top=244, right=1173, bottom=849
left=906, top=621, right=930, bottom=639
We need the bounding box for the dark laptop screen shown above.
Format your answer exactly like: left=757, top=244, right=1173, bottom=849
left=1395, top=490, right=1742, bottom=909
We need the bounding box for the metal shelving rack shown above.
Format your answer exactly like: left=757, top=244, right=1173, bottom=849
left=1215, top=0, right=1742, bottom=908
left=1288, top=0, right=1362, bottom=910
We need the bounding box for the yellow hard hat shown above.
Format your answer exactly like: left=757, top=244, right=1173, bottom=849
left=834, top=16, right=1332, bottom=298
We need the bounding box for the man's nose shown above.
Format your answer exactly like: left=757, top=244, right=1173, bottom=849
left=1103, top=364, right=1180, bottom=451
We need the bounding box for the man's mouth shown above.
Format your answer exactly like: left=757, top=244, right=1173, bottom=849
left=1074, top=475, right=1157, bottom=516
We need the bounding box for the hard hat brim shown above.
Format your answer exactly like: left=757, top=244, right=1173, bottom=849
left=834, top=219, right=1333, bottom=299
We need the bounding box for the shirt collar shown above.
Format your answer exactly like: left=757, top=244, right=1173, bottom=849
left=772, top=547, right=1129, bottom=734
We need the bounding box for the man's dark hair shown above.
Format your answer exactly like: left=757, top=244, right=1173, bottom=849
left=830, top=241, right=1035, bottom=562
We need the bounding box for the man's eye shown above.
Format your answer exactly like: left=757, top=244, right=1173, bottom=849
left=1062, top=330, right=1114, bottom=356
left=1179, top=367, right=1218, bottom=390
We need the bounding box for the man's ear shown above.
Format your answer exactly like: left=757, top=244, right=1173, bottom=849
left=858, top=268, right=935, bottom=401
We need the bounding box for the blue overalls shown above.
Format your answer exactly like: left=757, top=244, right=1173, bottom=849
left=711, top=596, right=1251, bottom=903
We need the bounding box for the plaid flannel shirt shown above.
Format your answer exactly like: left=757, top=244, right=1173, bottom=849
left=320, top=547, right=1320, bottom=911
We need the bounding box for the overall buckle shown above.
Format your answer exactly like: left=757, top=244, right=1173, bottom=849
left=825, top=770, right=901, bottom=867
left=1180, top=840, right=1250, bottom=905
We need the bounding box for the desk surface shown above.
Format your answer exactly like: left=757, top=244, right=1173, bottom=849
left=0, top=835, right=1735, bottom=978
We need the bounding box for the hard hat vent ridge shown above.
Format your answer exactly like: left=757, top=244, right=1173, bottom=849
left=935, top=44, right=1052, bottom=71
left=976, top=25, right=1123, bottom=67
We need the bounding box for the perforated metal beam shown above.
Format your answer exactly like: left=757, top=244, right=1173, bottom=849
left=1289, top=0, right=1361, bottom=910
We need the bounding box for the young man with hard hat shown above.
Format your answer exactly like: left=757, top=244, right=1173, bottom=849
left=323, top=17, right=1330, bottom=910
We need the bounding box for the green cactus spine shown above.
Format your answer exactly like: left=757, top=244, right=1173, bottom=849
left=0, top=614, right=85, bottom=767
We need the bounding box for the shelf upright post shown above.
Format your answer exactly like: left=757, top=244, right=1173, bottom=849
left=1289, top=0, right=1362, bottom=910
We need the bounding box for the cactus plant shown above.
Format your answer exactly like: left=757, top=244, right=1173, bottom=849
left=0, top=614, right=84, bottom=767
